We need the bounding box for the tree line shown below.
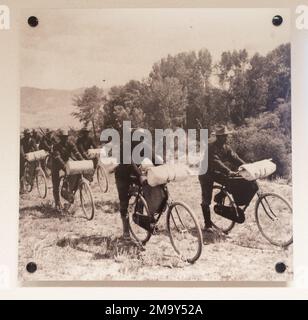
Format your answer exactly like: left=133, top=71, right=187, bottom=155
left=72, top=43, right=291, bottom=179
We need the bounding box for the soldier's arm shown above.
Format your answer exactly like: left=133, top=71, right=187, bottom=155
left=90, top=137, right=98, bottom=149
left=70, top=142, right=84, bottom=161
left=31, top=138, right=39, bottom=151
left=52, top=147, right=66, bottom=170
left=227, top=146, right=245, bottom=167
left=212, top=155, right=232, bottom=175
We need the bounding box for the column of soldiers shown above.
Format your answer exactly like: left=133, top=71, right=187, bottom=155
left=20, top=127, right=97, bottom=210
left=20, top=124, right=251, bottom=238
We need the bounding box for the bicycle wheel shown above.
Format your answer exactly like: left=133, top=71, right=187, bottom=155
left=210, top=186, right=236, bottom=233
left=79, top=180, right=95, bottom=220
left=44, top=155, right=52, bottom=177
left=167, top=201, right=203, bottom=264
left=23, top=162, right=34, bottom=193
left=36, top=167, right=47, bottom=198
left=97, top=165, right=109, bottom=193
left=255, top=192, right=293, bottom=247
left=128, top=192, right=152, bottom=245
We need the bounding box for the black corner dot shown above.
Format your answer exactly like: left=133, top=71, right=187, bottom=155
left=26, top=262, right=37, bottom=273
left=272, top=15, right=283, bottom=27
left=28, top=16, right=39, bottom=27
left=275, top=262, right=286, bottom=273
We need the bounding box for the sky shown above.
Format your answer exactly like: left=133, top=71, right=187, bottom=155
left=20, top=8, right=290, bottom=90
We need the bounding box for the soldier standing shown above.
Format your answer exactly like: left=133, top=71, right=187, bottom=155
left=51, top=129, right=83, bottom=211
left=199, top=125, right=245, bottom=231
left=20, top=129, right=38, bottom=191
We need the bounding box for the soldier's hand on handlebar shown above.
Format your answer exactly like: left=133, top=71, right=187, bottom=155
left=228, top=171, right=238, bottom=177
left=139, top=175, right=148, bottom=185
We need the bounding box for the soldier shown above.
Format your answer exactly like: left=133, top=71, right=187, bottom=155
left=31, top=129, right=42, bottom=147
left=51, top=129, right=83, bottom=211
left=114, top=128, right=163, bottom=240
left=76, top=127, right=98, bottom=182
left=198, top=125, right=245, bottom=231
left=76, top=127, right=97, bottom=159
left=39, top=128, right=53, bottom=153
left=20, top=129, right=38, bottom=191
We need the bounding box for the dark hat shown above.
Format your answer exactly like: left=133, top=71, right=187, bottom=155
left=213, top=125, right=233, bottom=136
left=23, top=129, right=30, bottom=135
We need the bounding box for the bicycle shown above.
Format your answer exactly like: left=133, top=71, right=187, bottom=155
left=23, top=160, right=47, bottom=199
left=95, top=162, right=109, bottom=193
left=127, top=175, right=203, bottom=264
left=59, top=172, right=95, bottom=220
left=43, top=154, right=52, bottom=178
left=210, top=175, right=293, bottom=248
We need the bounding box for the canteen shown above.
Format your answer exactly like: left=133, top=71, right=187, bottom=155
left=239, top=159, right=276, bottom=181
left=65, top=160, right=94, bottom=175
left=25, top=150, right=48, bottom=162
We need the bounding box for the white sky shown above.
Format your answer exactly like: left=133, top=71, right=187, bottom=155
left=20, top=8, right=290, bottom=90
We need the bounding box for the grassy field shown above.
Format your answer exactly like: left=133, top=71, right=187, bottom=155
left=18, top=173, right=293, bottom=282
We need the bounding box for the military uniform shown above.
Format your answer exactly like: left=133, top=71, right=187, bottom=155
left=115, top=133, right=163, bottom=238
left=76, top=135, right=97, bottom=159
left=51, top=138, right=83, bottom=206
left=32, top=130, right=42, bottom=147
left=199, top=135, right=245, bottom=228
left=39, top=132, right=53, bottom=153
left=20, top=133, right=38, bottom=180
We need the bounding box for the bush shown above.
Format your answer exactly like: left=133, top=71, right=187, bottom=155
left=230, top=105, right=291, bottom=180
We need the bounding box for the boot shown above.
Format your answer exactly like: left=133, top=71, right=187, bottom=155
left=121, top=215, right=131, bottom=240
left=201, top=204, right=213, bottom=230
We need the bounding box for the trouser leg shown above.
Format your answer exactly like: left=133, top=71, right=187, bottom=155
left=199, top=174, right=214, bottom=228
left=115, top=168, right=131, bottom=238
left=51, top=164, right=61, bottom=206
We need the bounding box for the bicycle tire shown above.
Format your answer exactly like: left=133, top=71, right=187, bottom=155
left=167, top=201, right=203, bottom=264
left=128, top=192, right=152, bottom=245
left=80, top=180, right=95, bottom=220
left=255, top=192, right=293, bottom=247
left=36, top=167, right=47, bottom=198
left=97, top=165, right=109, bottom=193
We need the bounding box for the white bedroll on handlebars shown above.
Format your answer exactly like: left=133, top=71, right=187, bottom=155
left=147, top=163, right=191, bottom=187
left=65, top=160, right=94, bottom=175
left=25, top=150, right=48, bottom=162
left=87, top=148, right=107, bottom=159
left=239, top=159, right=276, bottom=181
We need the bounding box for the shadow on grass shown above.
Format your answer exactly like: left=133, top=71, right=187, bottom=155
left=19, top=202, right=64, bottom=219
left=56, top=234, right=145, bottom=260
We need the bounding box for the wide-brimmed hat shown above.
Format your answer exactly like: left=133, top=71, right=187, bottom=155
left=213, top=125, right=233, bottom=136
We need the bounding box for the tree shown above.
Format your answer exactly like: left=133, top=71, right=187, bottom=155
left=144, top=77, right=187, bottom=130
left=72, top=86, right=106, bottom=142
left=104, top=80, right=146, bottom=130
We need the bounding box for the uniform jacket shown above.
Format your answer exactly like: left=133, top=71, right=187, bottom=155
left=52, top=140, right=83, bottom=170
left=76, top=136, right=97, bottom=159
left=201, top=139, right=245, bottom=176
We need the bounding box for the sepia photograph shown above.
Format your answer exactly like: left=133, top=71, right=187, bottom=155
left=18, top=8, right=292, bottom=282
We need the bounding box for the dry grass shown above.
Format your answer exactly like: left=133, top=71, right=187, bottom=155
left=18, top=174, right=293, bottom=282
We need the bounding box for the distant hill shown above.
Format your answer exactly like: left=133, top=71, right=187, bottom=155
left=20, top=87, right=86, bottom=130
